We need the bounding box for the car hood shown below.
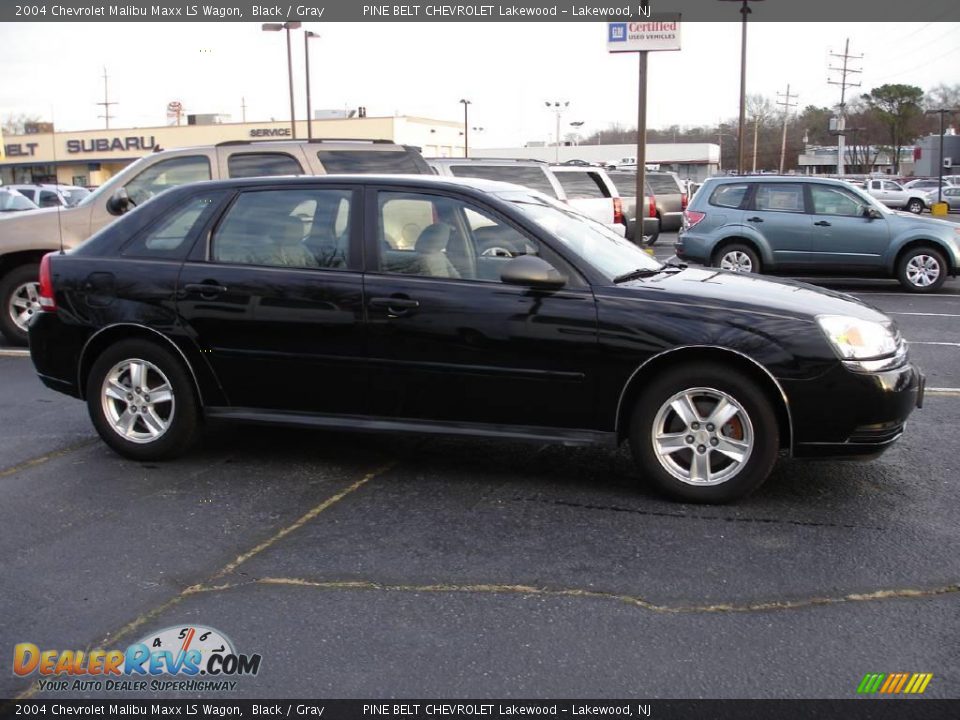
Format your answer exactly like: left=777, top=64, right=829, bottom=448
left=887, top=210, right=958, bottom=232
left=621, top=267, right=890, bottom=324
left=0, top=204, right=90, bottom=250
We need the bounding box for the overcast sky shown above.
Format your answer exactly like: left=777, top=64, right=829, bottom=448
left=1, top=21, right=958, bottom=146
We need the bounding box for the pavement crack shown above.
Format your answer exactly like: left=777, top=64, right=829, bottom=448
left=187, top=576, right=960, bottom=616
left=511, top=496, right=884, bottom=531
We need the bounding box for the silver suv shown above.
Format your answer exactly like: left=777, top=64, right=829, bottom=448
left=0, top=139, right=430, bottom=345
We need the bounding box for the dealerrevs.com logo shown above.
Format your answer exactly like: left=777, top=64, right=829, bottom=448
left=13, top=625, right=261, bottom=693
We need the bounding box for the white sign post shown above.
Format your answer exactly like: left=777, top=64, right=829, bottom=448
left=607, top=18, right=681, bottom=243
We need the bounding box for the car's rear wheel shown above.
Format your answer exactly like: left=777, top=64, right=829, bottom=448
left=645, top=216, right=661, bottom=246
left=897, top=246, right=947, bottom=293
left=906, top=198, right=925, bottom=214
left=714, top=244, right=760, bottom=274
left=0, top=264, right=41, bottom=346
left=629, top=363, right=779, bottom=503
left=86, top=339, right=200, bottom=460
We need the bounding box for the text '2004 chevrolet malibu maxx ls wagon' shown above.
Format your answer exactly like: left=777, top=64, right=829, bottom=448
left=29, top=176, right=924, bottom=503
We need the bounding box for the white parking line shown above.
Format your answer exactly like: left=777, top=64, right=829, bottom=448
left=910, top=341, right=960, bottom=347
left=0, top=349, right=29, bottom=358
left=889, top=312, right=960, bottom=318
left=850, top=293, right=960, bottom=298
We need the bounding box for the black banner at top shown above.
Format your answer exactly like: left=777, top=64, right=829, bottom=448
left=2, top=0, right=960, bottom=22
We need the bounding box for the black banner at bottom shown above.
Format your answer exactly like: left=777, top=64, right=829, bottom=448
left=1, top=700, right=959, bottom=720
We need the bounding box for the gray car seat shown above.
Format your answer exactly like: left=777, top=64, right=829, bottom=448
left=415, top=223, right=460, bottom=279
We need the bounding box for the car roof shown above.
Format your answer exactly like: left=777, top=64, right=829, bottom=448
left=704, top=175, right=852, bottom=188
left=427, top=157, right=548, bottom=166
left=171, top=173, right=536, bottom=195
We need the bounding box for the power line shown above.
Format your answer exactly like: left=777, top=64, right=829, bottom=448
left=872, top=43, right=960, bottom=84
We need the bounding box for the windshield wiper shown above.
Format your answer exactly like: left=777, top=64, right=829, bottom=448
left=613, top=267, right=666, bottom=283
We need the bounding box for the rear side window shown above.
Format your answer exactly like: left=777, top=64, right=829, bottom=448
left=754, top=184, right=805, bottom=213
left=122, top=192, right=226, bottom=259
left=553, top=172, right=609, bottom=199
left=316, top=150, right=428, bottom=174
left=447, top=165, right=558, bottom=197
left=709, top=183, right=749, bottom=209
left=646, top=174, right=682, bottom=195
left=228, top=152, right=303, bottom=179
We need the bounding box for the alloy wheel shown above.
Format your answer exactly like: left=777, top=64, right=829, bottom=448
left=9, top=281, right=41, bottom=332
left=905, top=254, right=941, bottom=288
left=720, top=251, right=754, bottom=273
left=651, top=387, right=754, bottom=486
left=100, top=358, right=176, bottom=444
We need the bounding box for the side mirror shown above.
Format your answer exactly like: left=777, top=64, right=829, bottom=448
left=500, top=255, right=567, bottom=290
left=863, top=206, right=882, bottom=220
left=106, top=187, right=133, bottom=216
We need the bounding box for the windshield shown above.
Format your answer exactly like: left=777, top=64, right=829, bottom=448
left=61, top=187, right=90, bottom=207
left=499, top=190, right=662, bottom=281
left=75, top=154, right=155, bottom=208
left=0, top=190, right=37, bottom=212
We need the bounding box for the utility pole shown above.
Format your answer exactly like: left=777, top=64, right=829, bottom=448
left=776, top=83, right=798, bottom=174
left=828, top=38, right=862, bottom=176
left=241, top=97, right=247, bottom=123
left=925, top=108, right=955, bottom=206
left=96, top=67, right=117, bottom=130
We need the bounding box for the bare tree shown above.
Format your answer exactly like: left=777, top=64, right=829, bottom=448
left=2, top=113, right=42, bottom=135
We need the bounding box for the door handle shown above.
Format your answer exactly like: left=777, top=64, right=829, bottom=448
left=369, top=296, right=420, bottom=317
left=183, top=282, right=228, bottom=297
left=814, top=220, right=831, bottom=227
left=746, top=216, right=764, bottom=223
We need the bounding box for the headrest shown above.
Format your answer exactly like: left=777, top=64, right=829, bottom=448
left=415, top=223, right=452, bottom=253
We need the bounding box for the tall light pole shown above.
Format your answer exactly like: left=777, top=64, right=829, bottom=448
left=926, top=108, right=955, bottom=206
left=719, top=0, right=763, bottom=175
left=304, top=31, right=320, bottom=141
left=570, top=120, right=585, bottom=146
left=459, top=99, right=471, bottom=158
left=262, top=21, right=302, bottom=139
left=545, top=101, right=570, bottom=163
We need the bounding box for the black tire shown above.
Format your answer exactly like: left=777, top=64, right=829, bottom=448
left=896, top=246, right=947, bottom=293
left=629, top=363, right=779, bottom=504
left=86, top=339, right=200, bottom=460
left=713, top=243, right=761, bottom=274
left=645, top=217, right=661, bottom=246
left=0, top=263, right=41, bottom=346
left=906, top=198, right=925, bottom=215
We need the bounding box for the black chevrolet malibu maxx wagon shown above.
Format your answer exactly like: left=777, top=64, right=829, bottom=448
left=29, top=175, right=924, bottom=503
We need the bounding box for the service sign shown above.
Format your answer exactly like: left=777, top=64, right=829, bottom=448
left=607, top=18, right=682, bottom=53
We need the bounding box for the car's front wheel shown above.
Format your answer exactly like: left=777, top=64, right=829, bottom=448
left=714, top=243, right=761, bottom=274
left=0, top=263, right=41, bottom=346
left=86, top=339, right=200, bottom=460
left=629, top=363, right=779, bottom=503
left=897, top=246, right=947, bottom=293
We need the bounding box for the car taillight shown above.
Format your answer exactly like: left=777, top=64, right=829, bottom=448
left=648, top=195, right=656, bottom=218
left=613, top=197, right=624, bottom=225
left=681, top=193, right=688, bottom=210
left=683, top=210, right=706, bottom=230
left=38, top=253, right=57, bottom=312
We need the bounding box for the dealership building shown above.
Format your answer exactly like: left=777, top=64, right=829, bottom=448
left=0, top=116, right=465, bottom=186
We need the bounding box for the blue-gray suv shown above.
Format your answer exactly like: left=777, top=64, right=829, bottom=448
left=675, top=176, right=960, bottom=293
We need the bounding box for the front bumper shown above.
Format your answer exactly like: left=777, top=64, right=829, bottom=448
left=786, top=361, right=923, bottom=459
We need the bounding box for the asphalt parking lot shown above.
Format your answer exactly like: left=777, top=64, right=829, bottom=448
left=1, top=235, right=958, bottom=701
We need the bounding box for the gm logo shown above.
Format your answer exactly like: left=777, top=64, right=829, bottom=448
left=608, top=23, right=627, bottom=42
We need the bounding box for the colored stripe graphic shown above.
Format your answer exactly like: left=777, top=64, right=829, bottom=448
left=858, top=672, right=932, bottom=694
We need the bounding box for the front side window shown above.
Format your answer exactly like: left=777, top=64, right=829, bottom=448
left=447, top=165, right=559, bottom=197
left=212, top=188, right=353, bottom=270
left=124, top=155, right=212, bottom=206
left=753, top=184, right=805, bottom=213
left=710, top=183, right=749, bottom=209
left=377, top=191, right=541, bottom=282
left=647, top=174, right=682, bottom=195
left=882, top=181, right=902, bottom=191
left=38, top=190, right=63, bottom=208
left=810, top=185, right=870, bottom=217
left=227, top=152, right=304, bottom=179
left=122, top=193, right=226, bottom=259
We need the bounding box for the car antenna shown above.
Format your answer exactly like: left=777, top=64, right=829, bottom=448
left=50, top=106, right=64, bottom=255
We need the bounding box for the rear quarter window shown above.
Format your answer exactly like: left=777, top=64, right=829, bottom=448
left=448, top=165, right=558, bottom=197
left=552, top=172, right=609, bottom=199
left=709, top=183, right=750, bottom=209
left=121, top=192, right=227, bottom=260
left=316, top=150, right=428, bottom=174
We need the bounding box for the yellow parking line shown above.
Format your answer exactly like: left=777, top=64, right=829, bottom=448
left=0, top=439, right=97, bottom=479
left=0, top=349, right=30, bottom=358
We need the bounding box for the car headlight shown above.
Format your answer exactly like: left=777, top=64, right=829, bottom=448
left=816, top=315, right=906, bottom=372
